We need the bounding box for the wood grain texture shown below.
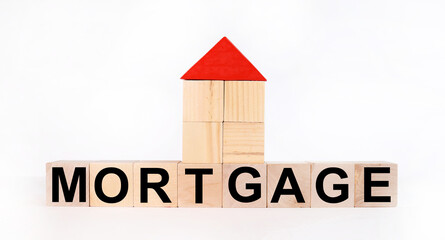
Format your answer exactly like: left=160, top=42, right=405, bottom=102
left=224, top=81, right=264, bottom=122
left=183, top=80, right=224, bottom=122
left=183, top=122, right=222, bottom=163
left=311, top=162, right=355, bottom=208
left=90, top=162, right=134, bottom=207
left=267, top=163, right=311, bottom=208
left=222, top=122, right=264, bottom=163
left=46, top=161, right=90, bottom=207
left=354, top=162, right=397, bottom=207
left=134, top=161, right=179, bottom=207
left=178, top=163, right=222, bottom=208
left=223, top=164, right=266, bottom=208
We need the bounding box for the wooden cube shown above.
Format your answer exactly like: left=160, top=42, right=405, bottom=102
left=134, top=161, right=179, bottom=207
left=178, top=163, right=222, bottom=207
left=311, top=162, right=355, bottom=208
left=46, top=161, right=90, bottom=207
left=183, top=80, right=224, bottom=122
left=90, top=162, right=134, bottom=207
left=222, top=122, right=264, bottom=163
left=355, top=162, right=397, bottom=207
left=224, top=81, right=264, bottom=122
left=267, top=163, right=311, bottom=208
left=223, top=164, right=266, bottom=208
left=183, top=122, right=222, bottom=163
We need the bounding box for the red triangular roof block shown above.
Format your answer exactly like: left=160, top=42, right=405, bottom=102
left=181, top=37, right=266, bottom=81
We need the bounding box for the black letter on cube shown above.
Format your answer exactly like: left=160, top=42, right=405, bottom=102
left=94, top=167, right=129, bottom=203
left=229, top=167, right=261, bottom=203
left=316, top=167, right=349, bottom=204
left=140, top=168, right=171, bottom=203
left=185, top=168, right=213, bottom=204
left=271, top=168, right=305, bottom=203
left=52, top=167, right=87, bottom=202
left=364, top=167, right=391, bottom=202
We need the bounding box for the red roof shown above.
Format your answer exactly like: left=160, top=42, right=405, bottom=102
left=181, top=37, right=266, bottom=81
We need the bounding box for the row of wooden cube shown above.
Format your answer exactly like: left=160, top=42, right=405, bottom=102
left=183, top=81, right=265, bottom=122
left=183, top=122, right=264, bottom=163
left=47, top=161, right=397, bottom=208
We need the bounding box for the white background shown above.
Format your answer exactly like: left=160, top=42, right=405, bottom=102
left=0, top=0, right=444, bottom=239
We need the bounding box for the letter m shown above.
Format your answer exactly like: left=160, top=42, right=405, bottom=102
left=52, top=167, right=87, bottom=202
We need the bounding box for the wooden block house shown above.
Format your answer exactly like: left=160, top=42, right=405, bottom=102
left=46, top=38, right=399, bottom=209
left=181, top=37, right=266, bottom=164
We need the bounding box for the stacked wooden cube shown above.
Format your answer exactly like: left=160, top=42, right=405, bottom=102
left=181, top=81, right=266, bottom=207
left=182, top=80, right=265, bottom=164
left=179, top=36, right=267, bottom=207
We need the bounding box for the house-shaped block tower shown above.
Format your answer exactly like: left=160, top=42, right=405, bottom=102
left=181, top=37, right=266, bottom=164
